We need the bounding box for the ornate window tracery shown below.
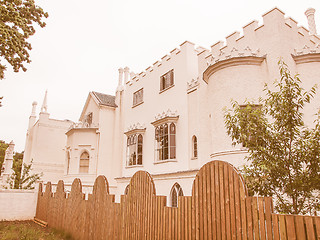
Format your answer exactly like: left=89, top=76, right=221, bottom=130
left=127, top=134, right=143, bottom=166
left=155, top=122, right=176, bottom=161
left=170, top=183, right=183, bottom=207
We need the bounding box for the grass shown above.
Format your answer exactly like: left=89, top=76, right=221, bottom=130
left=0, top=221, right=73, bottom=240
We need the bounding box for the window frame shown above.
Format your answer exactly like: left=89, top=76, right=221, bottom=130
left=133, top=88, right=144, bottom=107
left=170, top=183, right=184, bottom=207
left=79, top=151, right=90, bottom=174
left=152, top=116, right=178, bottom=163
left=160, top=69, right=174, bottom=93
left=124, top=128, right=146, bottom=167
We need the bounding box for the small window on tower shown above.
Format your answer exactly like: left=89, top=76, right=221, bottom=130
left=160, top=69, right=174, bottom=92
left=79, top=151, right=89, bottom=173
left=133, top=88, right=143, bottom=107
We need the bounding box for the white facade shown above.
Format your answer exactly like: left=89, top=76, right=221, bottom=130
left=23, top=8, right=320, bottom=204
left=23, top=92, right=73, bottom=183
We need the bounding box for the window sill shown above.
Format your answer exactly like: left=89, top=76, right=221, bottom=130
left=154, top=159, right=177, bottom=164
left=159, top=84, right=175, bottom=94
left=132, top=101, right=144, bottom=108
left=125, top=164, right=143, bottom=169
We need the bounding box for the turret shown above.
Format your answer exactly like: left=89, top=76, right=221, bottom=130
left=39, top=90, right=49, bottom=120
left=28, top=101, right=37, bottom=129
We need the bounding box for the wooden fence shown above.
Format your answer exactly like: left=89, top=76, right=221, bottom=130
left=35, top=160, right=320, bottom=239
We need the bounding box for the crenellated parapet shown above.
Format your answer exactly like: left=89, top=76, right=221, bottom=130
left=199, top=7, right=320, bottom=81
left=126, top=41, right=198, bottom=87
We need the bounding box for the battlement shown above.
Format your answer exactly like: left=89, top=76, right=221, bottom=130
left=198, top=7, right=320, bottom=74
left=125, top=41, right=197, bottom=87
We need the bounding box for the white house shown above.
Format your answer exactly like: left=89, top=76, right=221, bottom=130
left=23, top=7, right=320, bottom=206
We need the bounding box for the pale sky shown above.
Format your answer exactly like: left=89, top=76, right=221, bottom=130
left=1, top=0, right=320, bottom=152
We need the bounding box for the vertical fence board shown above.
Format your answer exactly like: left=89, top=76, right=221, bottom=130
left=264, top=197, right=273, bottom=240
left=305, top=216, right=316, bottom=240
left=219, top=162, right=226, bottom=240
left=224, top=164, right=231, bottom=240
left=258, top=197, right=266, bottom=240
left=246, top=198, right=254, bottom=240
left=279, top=215, right=287, bottom=240
left=295, top=216, right=306, bottom=240
left=252, top=197, right=260, bottom=240
left=285, top=215, right=296, bottom=240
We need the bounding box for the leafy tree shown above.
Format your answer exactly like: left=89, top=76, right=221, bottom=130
left=224, top=60, right=320, bottom=215
left=6, top=152, right=42, bottom=189
left=0, top=0, right=48, bottom=80
left=0, top=140, right=9, bottom=176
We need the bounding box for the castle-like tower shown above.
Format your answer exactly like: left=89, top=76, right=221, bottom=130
left=24, top=8, right=320, bottom=204
left=22, top=91, right=73, bottom=183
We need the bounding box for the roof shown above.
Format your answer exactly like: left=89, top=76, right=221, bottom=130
left=92, top=91, right=117, bottom=108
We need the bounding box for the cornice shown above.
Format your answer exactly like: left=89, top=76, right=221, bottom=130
left=292, top=53, right=320, bottom=64
left=124, top=128, right=146, bottom=136
left=203, top=55, right=266, bottom=83
left=151, top=116, right=179, bottom=127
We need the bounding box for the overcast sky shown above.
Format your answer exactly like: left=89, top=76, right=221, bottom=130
left=1, top=0, right=320, bottom=152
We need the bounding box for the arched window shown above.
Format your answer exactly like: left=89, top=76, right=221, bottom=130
left=192, top=135, right=198, bottom=159
left=79, top=151, right=89, bottom=173
left=127, top=134, right=143, bottom=166
left=170, top=183, right=183, bottom=207
left=67, top=151, right=71, bottom=174
left=155, top=122, right=176, bottom=161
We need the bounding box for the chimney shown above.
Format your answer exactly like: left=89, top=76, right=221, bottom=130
left=305, top=8, right=317, bottom=35
left=124, top=67, right=130, bottom=83
left=117, top=68, right=124, bottom=92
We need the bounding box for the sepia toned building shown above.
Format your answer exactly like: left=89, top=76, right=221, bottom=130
left=23, top=7, right=320, bottom=205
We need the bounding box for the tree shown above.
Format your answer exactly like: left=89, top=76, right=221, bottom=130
left=6, top=152, right=42, bottom=189
left=224, top=60, right=320, bottom=215
left=0, top=0, right=48, bottom=80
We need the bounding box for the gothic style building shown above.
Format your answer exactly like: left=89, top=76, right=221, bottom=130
left=23, top=8, right=320, bottom=204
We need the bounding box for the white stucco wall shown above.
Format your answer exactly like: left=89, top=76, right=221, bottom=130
left=0, top=189, right=38, bottom=221
left=22, top=7, right=320, bottom=203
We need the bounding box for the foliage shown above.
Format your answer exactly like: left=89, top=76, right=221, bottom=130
left=0, top=0, right=48, bottom=80
left=224, top=60, right=320, bottom=215
left=0, top=140, right=9, bottom=175
left=0, top=221, right=73, bottom=240
left=6, top=153, right=42, bottom=189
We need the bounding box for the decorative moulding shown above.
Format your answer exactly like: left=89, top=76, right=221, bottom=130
left=203, top=54, right=266, bottom=83
left=151, top=109, right=179, bottom=126
left=292, top=52, right=320, bottom=64
left=187, top=77, right=200, bottom=93
left=66, top=122, right=99, bottom=134
left=124, top=123, right=146, bottom=136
